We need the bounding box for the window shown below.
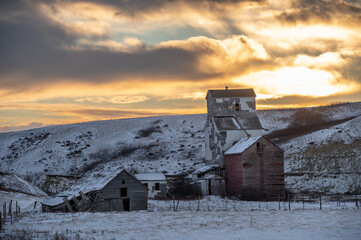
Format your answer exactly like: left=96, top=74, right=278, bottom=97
left=235, top=103, right=240, bottom=111
left=257, top=142, right=261, bottom=152
left=144, top=183, right=148, bottom=189
left=122, top=180, right=125, bottom=184
left=120, top=188, right=127, bottom=197
left=155, top=183, right=160, bottom=191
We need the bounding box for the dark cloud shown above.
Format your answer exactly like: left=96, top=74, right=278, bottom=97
left=0, top=1, right=217, bottom=90
left=277, top=0, right=361, bottom=25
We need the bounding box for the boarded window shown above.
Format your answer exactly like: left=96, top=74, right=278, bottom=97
left=120, top=188, right=127, bottom=197
left=235, top=103, right=240, bottom=111
left=155, top=183, right=160, bottom=191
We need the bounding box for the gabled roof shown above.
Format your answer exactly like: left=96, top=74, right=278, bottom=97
left=206, top=88, right=256, bottom=99
left=56, top=167, right=125, bottom=198
left=224, top=136, right=262, bottom=155
left=135, top=172, right=166, bottom=181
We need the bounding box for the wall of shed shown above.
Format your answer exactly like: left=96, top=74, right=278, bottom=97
left=225, top=138, right=285, bottom=200
left=92, top=171, right=148, bottom=211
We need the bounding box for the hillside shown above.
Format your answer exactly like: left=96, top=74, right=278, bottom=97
left=0, top=102, right=360, bottom=194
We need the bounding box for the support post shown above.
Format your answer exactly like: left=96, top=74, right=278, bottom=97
left=319, top=195, right=322, bottom=210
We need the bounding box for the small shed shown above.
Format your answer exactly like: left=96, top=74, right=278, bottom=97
left=41, top=168, right=148, bottom=212
left=224, top=136, right=285, bottom=200
left=190, top=165, right=226, bottom=196
left=135, top=172, right=167, bottom=199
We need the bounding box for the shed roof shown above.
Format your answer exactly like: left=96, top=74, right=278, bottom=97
left=135, top=172, right=166, bottom=181
left=206, top=88, right=256, bottom=99
left=191, top=164, right=220, bottom=175
left=224, top=136, right=262, bottom=155
left=214, top=117, right=241, bottom=130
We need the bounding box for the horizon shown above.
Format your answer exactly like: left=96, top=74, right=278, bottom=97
left=1, top=0, right=361, bottom=132
left=1, top=100, right=358, bottom=133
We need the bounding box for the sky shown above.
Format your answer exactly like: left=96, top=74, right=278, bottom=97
left=1, top=0, right=361, bottom=132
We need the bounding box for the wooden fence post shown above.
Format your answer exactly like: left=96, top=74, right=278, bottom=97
left=319, top=195, right=322, bottom=210
left=197, top=197, right=200, bottom=211
left=356, top=196, right=359, bottom=209
left=303, top=199, right=305, bottom=210
left=278, top=194, right=280, bottom=210
left=16, top=201, right=18, bottom=216
left=288, top=194, right=290, bottom=211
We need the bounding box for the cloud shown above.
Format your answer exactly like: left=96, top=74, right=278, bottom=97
left=71, top=108, right=170, bottom=118
left=0, top=1, right=271, bottom=91
left=74, top=95, right=150, bottom=104
left=0, top=122, right=44, bottom=133
left=233, top=66, right=359, bottom=97
left=276, top=0, right=361, bottom=27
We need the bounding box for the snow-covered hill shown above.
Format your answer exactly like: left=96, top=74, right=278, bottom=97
left=0, top=102, right=360, bottom=194
left=0, top=172, right=47, bottom=196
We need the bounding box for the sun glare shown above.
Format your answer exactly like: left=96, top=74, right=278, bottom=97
left=232, top=67, right=357, bottom=97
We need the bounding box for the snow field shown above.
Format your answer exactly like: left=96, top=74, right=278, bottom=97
left=2, top=209, right=360, bottom=240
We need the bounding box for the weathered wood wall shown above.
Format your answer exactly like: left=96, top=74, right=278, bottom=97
left=92, top=171, right=148, bottom=211
left=225, top=137, right=285, bottom=200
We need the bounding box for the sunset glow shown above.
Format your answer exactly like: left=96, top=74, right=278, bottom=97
left=1, top=0, right=361, bottom=132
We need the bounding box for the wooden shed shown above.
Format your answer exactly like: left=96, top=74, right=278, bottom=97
left=224, top=136, right=285, bottom=200
left=41, top=168, right=148, bottom=212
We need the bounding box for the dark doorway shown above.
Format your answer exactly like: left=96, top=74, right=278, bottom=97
left=123, top=198, right=130, bottom=211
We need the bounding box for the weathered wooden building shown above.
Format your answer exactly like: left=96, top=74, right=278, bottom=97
left=135, top=172, right=167, bottom=199
left=204, top=88, right=263, bottom=165
left=41, top=168, right=148, bottom=212
left=190, top=165, right=225, bottom=196
left=224, top=136, right=285, bottom=200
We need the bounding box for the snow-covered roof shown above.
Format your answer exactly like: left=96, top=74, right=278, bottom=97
left=41, top=197, right=65, bottom=207
left=202, top=174, right=224, bottom=180
left=135, top=173, right=166, bottom=181
left=56, top=167, right=125, bottom=198
left=225, top=136, right=262, bottom=155
left=192, top=164, right=220, bottom=175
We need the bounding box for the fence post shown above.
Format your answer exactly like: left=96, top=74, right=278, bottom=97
left=288, top=194, right=290, bottom=211
left=16, top=201, right=18, bottom=216
left=197, top=197, right=200, bottom=211
left=3, top=203, right=6, bottom=220
left=303, top=199, right=304, bottom=210
left=0, top=211, right=2, bottom=230
left=319, top=195, right=322, bottom=210
left=355, top=196, right=359, bottom=209
left=278, top=194, right=280, bottom=210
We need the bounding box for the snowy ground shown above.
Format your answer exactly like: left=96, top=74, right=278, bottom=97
left=1, top=194, right=360, bottom=240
